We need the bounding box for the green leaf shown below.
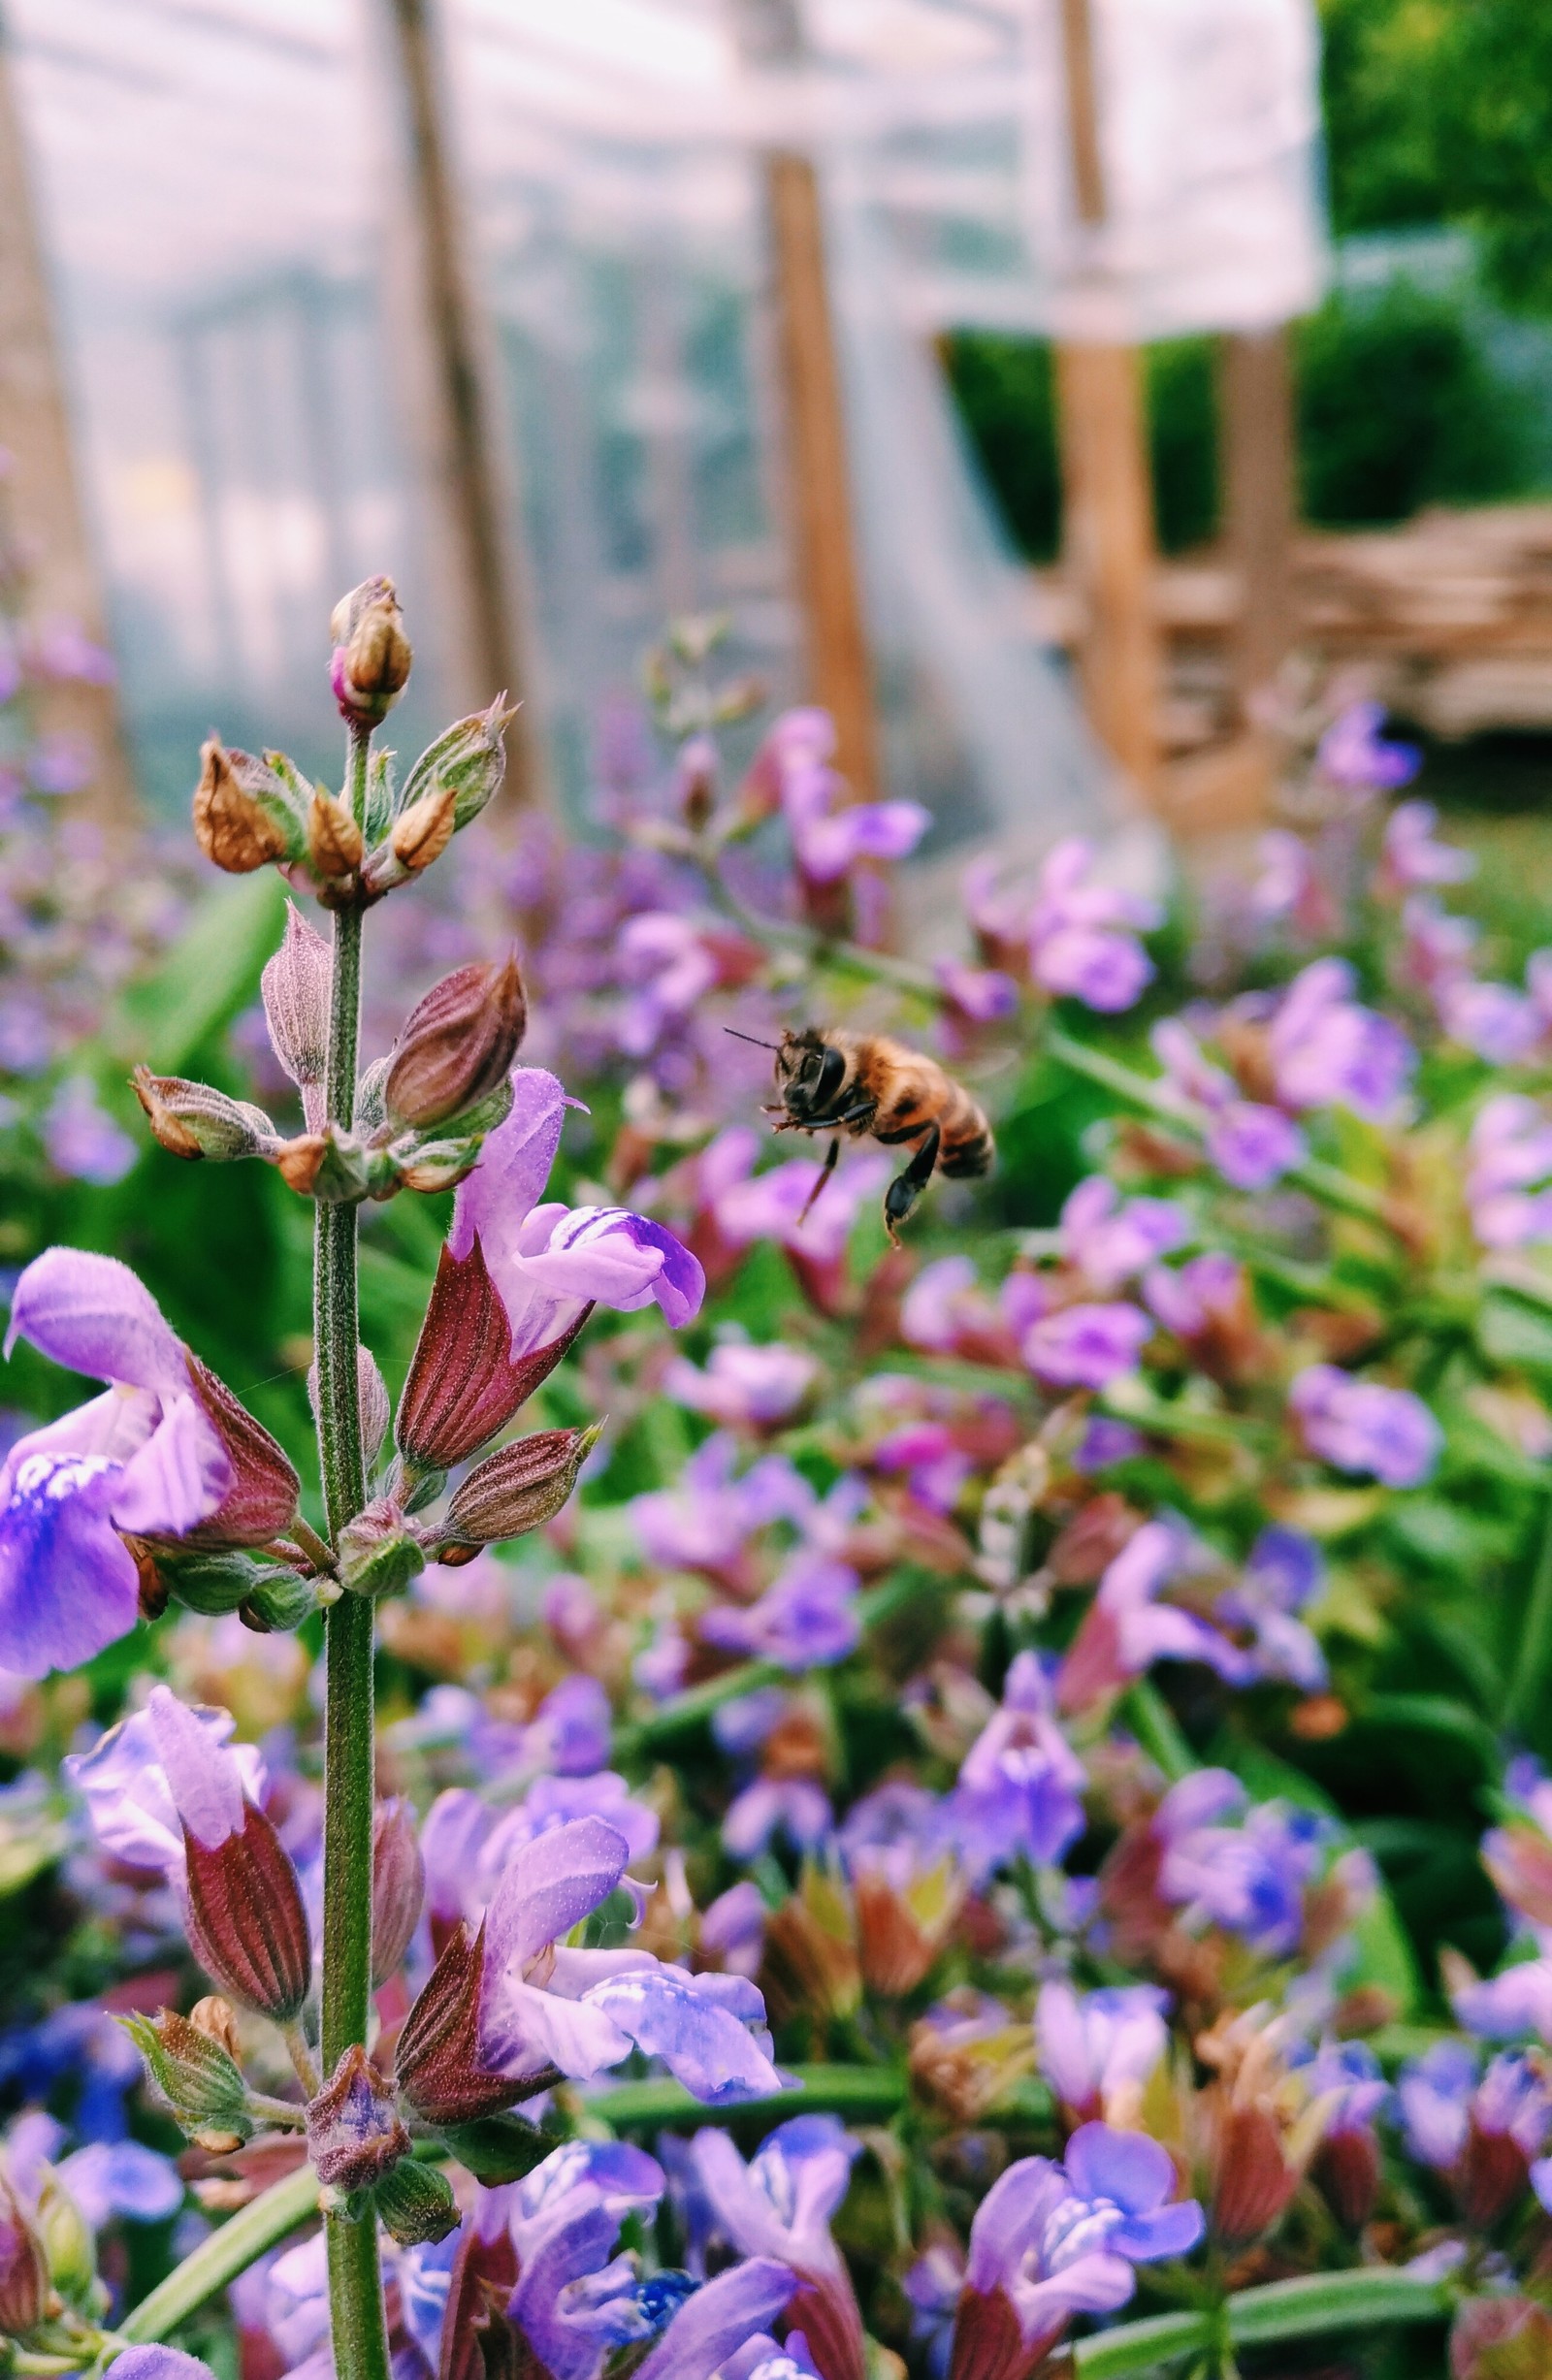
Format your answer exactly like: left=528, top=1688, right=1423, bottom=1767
left=1479, top=1289, right=1552, bottom=1373
left=436, top=2111, right=553, bottom=2185
left=583, top=2065, right=908, bottom=2134
left=112, top=871, right=289, bottom=1075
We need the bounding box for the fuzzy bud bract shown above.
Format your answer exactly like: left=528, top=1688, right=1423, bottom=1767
left=193, top=737, right=304, bottom=873
left=307, top=785, right=365, bottom=883
left=0, top=2176, right=48, bottom=2339
left=398, top=696, right=512, bottom=835
left=307, top=2044, right=410, bottom=2192
left=330, top=576, right=412, bottom=726
left=375, top=2156, right=460, bottom=2246
left=372, top=1799, right=426, bottom=1985
left=384, top=956, right=527, bottom=1130
left=133, top=1068, right=276, bottom=1163
left=182, top=1799, right=312, bottom=2023
left=123, top=2008, right=251, bottom=2149
left=438, top=1424, right=600, bottom=1556
left=339, top=1499, right=426, bottom=1600
left=262, top=904, right=332, bottom=1130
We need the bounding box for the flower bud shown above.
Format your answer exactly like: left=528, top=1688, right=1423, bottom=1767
left=241, top=1568, right=334, bottom=1634
left=398, top=696, right=513, bottom=834
left=31, top=2174, right=92, bottom=2308
left=395, top=1921, right=515, bottom=2127
left=262, top=904, right=332, bottom=1131
left=439, top=1425, right=600, bottom=1555
left=339, top=1499, right=425, bottom=1600
left=331, top=577, right=412, bottom=726
left=183, top=1800, right=312, bottom=2022
left=375, top=2157, right=459, bottom=2247
left=393, top=1134, right=484, bottom=1196
left=307, top=2044, right=410, bottom=2191
left=182, top=1353, right=301, bottom=1550
left=372, top=1800, right=425, bottom=1986
left=122, top=2008, right=251, bottom=2151
left=189, top=1995, right=242, bottom=2056
left=193, top=737, right=303, bottom=872
left=384, top=956, right=527, bottom=1130
left=133, top=1068, right=276, bottom=1163
left=274, top=1132, right=329, bottom=1194
left=161, top=1551, right=283, bottom=1617
left=397, top=1240, right=593, bottom=1470
left=389, top=782, right=457, bottom=877
left=0, top=2175, right=48, bottom=2338
left=307, top=786, right=365, bottom=882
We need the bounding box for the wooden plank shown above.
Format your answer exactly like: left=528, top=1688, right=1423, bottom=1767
left=764, top=147, right=881, bottom=799
left=1222, top=326, right=1296, bottom=716
left=1053, top=339, right=1161, bottom=793
left=374, top=0, right=546, bottom=806
left=1051, top=0, right=1161, bottom=799
left=0, top=43, right=135, bottom=824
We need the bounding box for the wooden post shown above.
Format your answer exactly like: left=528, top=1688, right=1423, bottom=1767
left=374, top=0, right=546, bottom=806
left=1222, top=325, right=1297, bottom=715
left=733, top=0, right=880, bottom=798
left=0, top=42, right=135, bottom=822
left=765, top=150, right=880, bottom=799
left=1051, top=0, right=1161, bottom=798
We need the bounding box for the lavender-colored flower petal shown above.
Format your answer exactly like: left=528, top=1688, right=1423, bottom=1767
left=57, top=2138, right=183, bottom=2227
left=0, top=1453, right=141, bottom=1676
left=108, top=2352, right=219, bottom=2380
left=109, top=1393, right=231, bottom=1537
left=5, top=1246, right=188, bottom=1396
left=485, top=1816, right=630, bottom=1973
left=583, top=1966, right=784, bottom=2102
left=450, top=1069, right=569, bottom=1267
left=633, top=2261, right=797, bottom=2380
left=65, top=1699, right=266, bottom=1873
left=146, top=1683, right=247, bottom=1850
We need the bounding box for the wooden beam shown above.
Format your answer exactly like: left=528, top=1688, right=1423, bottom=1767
left=1221, top=325, right=1297, bottom=715
left=375, top=0, right=546, bottom=805
left=1053, top=340, right=1160, bottom=792
left=1051, top=0, right=1161, bottom=797
left=0, top=42, right=135, bottom=823
left=764, top=146, right=881, bottom=799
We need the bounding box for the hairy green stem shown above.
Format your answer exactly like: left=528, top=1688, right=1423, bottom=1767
left=1072, top=2268, right=1449, bottom=2376
left=117, top=2162, right=321, bottom=2342
left=313, top=724, right=390, bottom=2380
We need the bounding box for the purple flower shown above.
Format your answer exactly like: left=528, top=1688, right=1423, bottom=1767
left=1027, top=841, right=1160, bottom=1013
left=935, top=960, right=1020, bottom=1022
left=927, top=2125, right=1203, bottom=2380
left=769, top=716, right=928, bottom=886
left=1249, top=828, right=1317, bottom=922
left=663, top=1343, right=819, bottom=1429
left=1267, top=960, right=1414, bottom=1120
left=1399, top=2042, right=1552, bottom=2178
left=630, top=1435, right=814, bottom=1575
left=1376, top=799, right=1472, bottom=896
left=617, top=914, right=720, bottom=1056
left=1468, top=1096, right=1552, bottom=1248
left=43, top=1077, right=137, bottom=1185
left=55, top=2137, right=183, bottom=2227
left=501, top=2139, right=668, bottom=2380
left=1215, top=1527, right=1327, bottom=1692
left=692, top=2118, right=864, bottom=2380
left=108, top=2356, right=218, bottom=2380
left=1291, top=2038, right=1389, bottom=2138
left=404, top=1815, right=784, bottom=2107
left=634, top=2263, right=800, bottom=2380
left=723, top=1776, right=833, bottom=1861
left=0, top=1249, right=232, bottom=1675
left=950, top=1653, right=1086, bottom=1881
left=65, top=1690, right=267, bottom=1875
left=1315, top=701, right=1419, bottom=794
left=1205, top=1102, right=1306, bottom=1190
left=1034, top=1982, right=1169, bottom=2126
left=1058, top=1178, right=1186, bottom=1293
left=1021, top=1303, right=1150, bottom=1392
left=1057, top=1519, right=1253, bottom=1711
left=419, top=1773, right=660, bottom=1932
left=1440, top=977, right=1542, bottom=1065
left=1452, top=1958, right=1552, bottom=2045
left=1288, top=1365, right=1441, bottom=1487
left=1157, top=1782, right=1327, bottom=1956
left=700, top=1553, right=861, bottom=1672
left=715, top=1152, right=892, bottom=1266
left=452, top=1069, right=704, bottom=1355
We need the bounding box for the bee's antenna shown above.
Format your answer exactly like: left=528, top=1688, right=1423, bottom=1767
left=724, top=1028, right=781, bottom=1050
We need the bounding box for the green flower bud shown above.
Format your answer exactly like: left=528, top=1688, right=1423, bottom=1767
left=122, top=2009, right=252, bottom=2151
left=375, top=2158, right=460, bottom=2247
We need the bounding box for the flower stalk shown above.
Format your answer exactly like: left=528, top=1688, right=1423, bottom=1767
left=313, top=721, right=390, bottom=2380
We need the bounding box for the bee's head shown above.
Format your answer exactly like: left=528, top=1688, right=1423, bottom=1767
left=775, top=1029, right=846, bottom=1118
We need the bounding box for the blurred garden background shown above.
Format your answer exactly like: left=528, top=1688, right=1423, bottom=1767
left=11, top=3, right=1552, bottom=2377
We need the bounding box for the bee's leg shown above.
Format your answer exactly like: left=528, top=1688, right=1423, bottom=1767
left=884, top=1123, right=940, bottom=1244
left=797, top=1135, right=842, bottom=1225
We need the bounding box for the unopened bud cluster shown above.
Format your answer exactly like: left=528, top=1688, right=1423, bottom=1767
left=193, top=577, right=511, bottom=909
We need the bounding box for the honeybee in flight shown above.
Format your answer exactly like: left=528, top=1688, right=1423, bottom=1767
left=732, top=1026, right=994, bottom=1240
